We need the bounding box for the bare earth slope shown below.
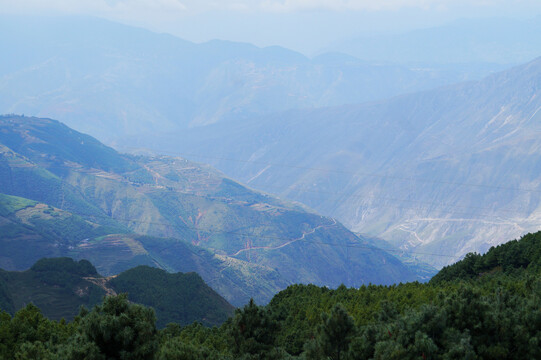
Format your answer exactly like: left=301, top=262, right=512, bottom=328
left=150, top=57, right=541, bottom=268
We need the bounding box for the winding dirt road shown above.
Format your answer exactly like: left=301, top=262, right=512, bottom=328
left=228, top=218, right=337, bottom=257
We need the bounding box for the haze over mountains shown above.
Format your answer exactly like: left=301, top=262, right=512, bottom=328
left=2, top=15, right=541, bottom=272
left=139, top=56, right=541, bottom=268
left=0, top=16, right=507, bottom=145
left=3, top=6, right=541, bottom=359
left=329, top=16, right=541, bottom=65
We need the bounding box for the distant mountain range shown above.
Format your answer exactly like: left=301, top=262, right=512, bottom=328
left=0, top=115, right=431, bottom=305
left=0, top=257, right=234, bottom=327
left=145, top=56, right=541, bottom=268
left=4, top=15, right=538, bottom=271
left=0, top=16, right=506, bottom=145
left=328, top=16, right=541, bottom=65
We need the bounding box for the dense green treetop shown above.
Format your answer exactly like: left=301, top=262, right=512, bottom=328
left=431, top=231, right=541, bottom=283
left=31, top=257, right=98, bottom=277
left=64, top=294, right=158, bottom=360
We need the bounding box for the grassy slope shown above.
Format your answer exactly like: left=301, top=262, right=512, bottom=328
left=0, top=144, right=121, bottom=228
left=0, top=192, right=127, bottom=270
left=0, top=115, right=137, bottom=173
left=0, top=193, right=37, bottom=215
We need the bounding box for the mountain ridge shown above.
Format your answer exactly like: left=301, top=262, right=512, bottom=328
left=0, top=115, right=430, bottom=305
left=0, top=15, right=507, bottom=144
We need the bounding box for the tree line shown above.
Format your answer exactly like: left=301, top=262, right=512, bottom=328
left=2, top=231, right=541, bottom=359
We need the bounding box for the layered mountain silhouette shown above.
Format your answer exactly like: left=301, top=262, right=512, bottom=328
left=0, top=16, right=502, bottom=144
left=4, top=15, right=536, bottom=271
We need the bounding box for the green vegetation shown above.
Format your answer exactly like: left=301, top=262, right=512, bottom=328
left=0, top=148, right=121, bottom=229
left=0, top=303, right=76, bottom=359
left=0, top=194, right=127, bottom=270
left=123, top=168, right=155, bottom=185
left=0, top=193, right=36, bottom=216
left=0, top=258, right=105, bottom=321
left=0, top=258, right=234, bottom=329
left=31, top=258, right=98, bottom=277
left=64, top=294, right=158, bottom=360
left=0, top=115, right=138, bottom=174
left=431, top=231, right=541, bottom=283
left=227, top=299, right=284, bottom=360
left=303, top=304, right=356, bottom=360
left=109, top=266, right=234, bottom=327
left=2, top=231, right=541, bottom=358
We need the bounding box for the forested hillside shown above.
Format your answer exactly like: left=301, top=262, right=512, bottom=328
left=431, top=230, right=541, bottom=283
left=2, top=231, right=540, bottom=359
left=0, top=258, right=103, bottom=321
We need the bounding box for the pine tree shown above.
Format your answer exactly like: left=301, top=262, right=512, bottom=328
left=304, top=303, right=356, bottom=360
left=63, top=294, right=158, bottom=360
left=228, top=298, right=282, bottom=359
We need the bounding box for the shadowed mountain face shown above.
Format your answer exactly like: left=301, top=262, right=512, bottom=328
left=0, top=115, right=430, bottom=305
left=0, top=16, right=506, bottom=145
left=141, top=57, right=541, bottom=268
left=0, top=257, right=234, bottom=327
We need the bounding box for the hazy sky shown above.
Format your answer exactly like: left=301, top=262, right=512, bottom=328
left=2, top=0, right=541, bottom=55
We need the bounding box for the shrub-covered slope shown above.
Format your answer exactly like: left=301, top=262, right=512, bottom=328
left=0, top=193, right=126, bottom=270
left=0, top=258, right=104, bottom=320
